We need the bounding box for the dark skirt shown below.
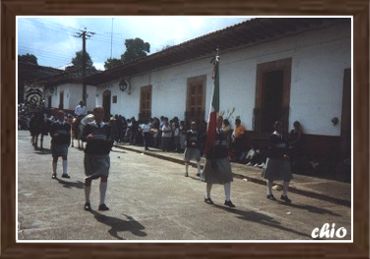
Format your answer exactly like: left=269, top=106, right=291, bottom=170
left=51, top=144, right=68, bottom=157
left=262, top=158, right=293, bottom=181
left=84, top=154, right=110, bottom=177
left=203, top=158, right=233, bottom=184
left=184, top=147, right=201, bottom=162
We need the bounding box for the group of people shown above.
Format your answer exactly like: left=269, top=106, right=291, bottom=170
left=31, top=99, right=304, bottom=211
left=44, top=105, right=114, bottom=211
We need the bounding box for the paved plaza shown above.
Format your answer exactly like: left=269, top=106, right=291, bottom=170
left=17, top=131, right=351, bottom=241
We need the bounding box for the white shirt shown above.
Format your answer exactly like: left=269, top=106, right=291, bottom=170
left=74, top=105, right=87, bottom=116
left=80, top=114, right=95, bottom=126
left=141, top=123, right=151, bottom=133
left=161, top=125, right=172, bottom=138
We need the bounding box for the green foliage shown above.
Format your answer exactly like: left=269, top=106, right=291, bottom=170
left=104, top=58, right=123, bottom=70
left=121, top=38, right=150, bottom=63
left=19, top=54, right=38, bottom=65
left=66, top=51, right=96, bottom=73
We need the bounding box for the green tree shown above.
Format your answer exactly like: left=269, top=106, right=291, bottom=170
left=104, top=58, right=123, bottom=70
left=121, top=38, right=150, bottom=63
left=18, top=54, right=38, bottom=65
left=66, top=51, right=97, bottom=74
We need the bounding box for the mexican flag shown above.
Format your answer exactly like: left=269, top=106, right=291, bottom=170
left=204, top=53, right=220, bottom=157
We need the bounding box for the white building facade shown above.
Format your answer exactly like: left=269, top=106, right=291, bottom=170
left=94, top=20, right=350, bottom=138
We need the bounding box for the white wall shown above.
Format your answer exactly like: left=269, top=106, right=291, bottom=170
left=97, top=21, right=350, bottom=136
left=51, top=83, right=96, bottom=111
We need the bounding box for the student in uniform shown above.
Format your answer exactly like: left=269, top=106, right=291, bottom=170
left=183, top=121, right=202, bottom=177
left=50, top=110, right=71, bottom=179
left=262, top=121, right=293, bottom=203
left=82, top=107, right=114, bottom=211
left=203, top=116, right=235, bottom=207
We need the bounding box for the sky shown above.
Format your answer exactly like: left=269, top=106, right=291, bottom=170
left=17, top=16, right=250, bottom=71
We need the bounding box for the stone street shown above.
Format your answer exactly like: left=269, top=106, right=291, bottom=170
left=17, top=131, right=351, bottom=241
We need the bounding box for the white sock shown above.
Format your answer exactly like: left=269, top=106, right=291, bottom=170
left=197, top=162, right=201, bottom=174
left=267, top=180, right=273, bottom=195
left=99, top=182, right=107, bottom=205
left=224, top=182, right=231, bottom=201
left=85, top=185, right=91, bottom=203
left=52, top=161, right=57, bottom=175
left=185, top=163, right=189, bottom=174
left=205, top=183, right=212, bottom=199
left=62, top=160, right=68, bottom=175
left=283, top=181, right=289, bottom=196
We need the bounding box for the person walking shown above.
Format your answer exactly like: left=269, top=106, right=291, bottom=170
left=50, top=110, right=71, bottom=179
left=262, top=121, right=293, bottom=203
left=203, top=116, right=235, bottom=207
left=82, top=107, right=114, bottom=211
left=184, top=121, right=202, bottom=177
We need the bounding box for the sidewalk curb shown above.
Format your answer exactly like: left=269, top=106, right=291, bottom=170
left=113, top=144, right=351, bottom=207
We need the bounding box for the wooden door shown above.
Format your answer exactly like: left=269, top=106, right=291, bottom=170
left=186, top=76, right=206, bottom=124
left=139, top=85, right=152, bottom=121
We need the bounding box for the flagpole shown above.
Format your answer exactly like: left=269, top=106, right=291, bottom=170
left=204, top=49, right=220, bottom=157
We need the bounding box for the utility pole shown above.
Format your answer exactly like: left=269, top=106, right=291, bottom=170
left=110, top=18, right=114, bottom=59
left=74, top=28, right=95, bottom=104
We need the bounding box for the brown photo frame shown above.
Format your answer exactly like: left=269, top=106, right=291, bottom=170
left=2, top=1, right=369, bottom=258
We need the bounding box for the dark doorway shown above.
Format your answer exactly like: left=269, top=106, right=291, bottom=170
left=261, top=70, right=284, bottom=133
left=254, top=58, right=292, bottom=135
left=59, top=91, right=64, bottom=109
left=102, top=90, right=111, bottom=121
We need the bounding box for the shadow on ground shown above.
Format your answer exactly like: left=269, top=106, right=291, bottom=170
left=212, top=204, right=312, bottom=239
left=89, top=210, right=147, bottom=240
left=277, top=201, right=341, bottom=216
left=55, top=178, right=84, bottom=189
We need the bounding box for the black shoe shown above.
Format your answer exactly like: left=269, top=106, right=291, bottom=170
left=84, top=202, right=91, bottom=211
left=61, top=174, right=70, bottom=179
left=224, top=200, right=236, bottom=208
left=204, top=198, right=214, bottom=204
left=51, top=174, right=56, bottom=179
left=98, top=204, right=109, bottom=211
left=267, top=194, right=276, bottom=200
left=280, top=195, right=292, bottom=203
